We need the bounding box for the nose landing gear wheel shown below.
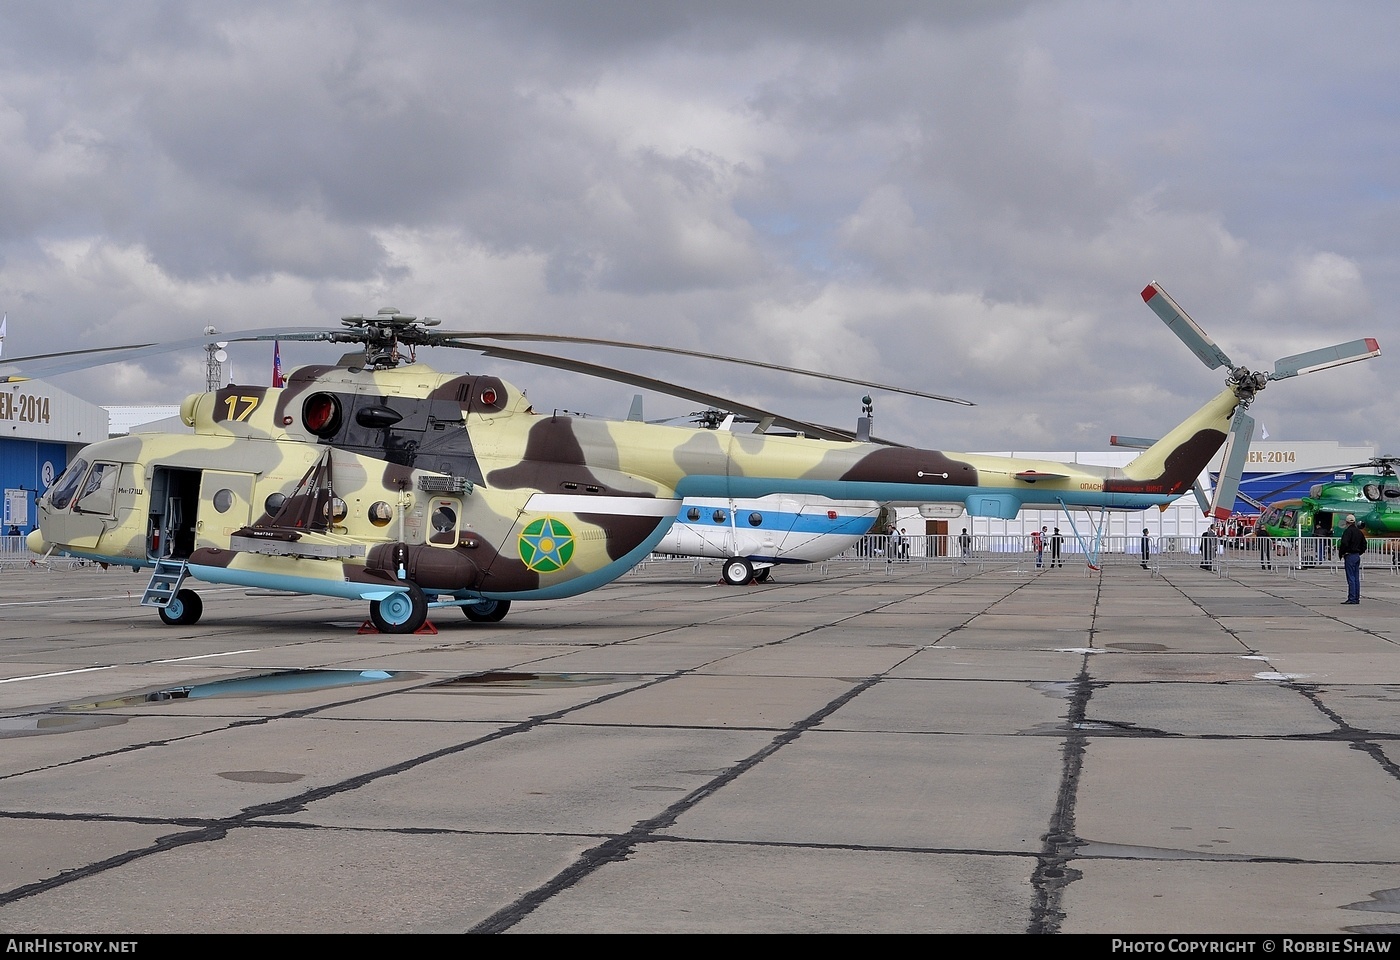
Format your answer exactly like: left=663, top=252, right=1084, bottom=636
left=370, top=583, right=428, bottom=634
left=158, top=589, right=203, bottom=626
left=463, top=598, right=511, bottom=623
left=721, top=557, right=754, bottom=585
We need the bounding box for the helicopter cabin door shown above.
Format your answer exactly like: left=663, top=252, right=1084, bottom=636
left=195, top=471, right=257, bottom=552
left=148, top=468, right=200, bottom=559
left=1314, top=512, right=1334, bottom=538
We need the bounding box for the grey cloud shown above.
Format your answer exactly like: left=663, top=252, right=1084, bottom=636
left=0, top=0, right=1395, bottom=456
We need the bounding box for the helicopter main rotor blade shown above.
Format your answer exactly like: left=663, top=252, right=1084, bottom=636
left=1141, top=282, right=1235, bottom=370
left=1269, top=338, right=1381, bottom=380
left=429, top=330, right=974, bottom=407
left=0, top=327, right=336, bottom=382
left=437, top=339, right=906, bottom=445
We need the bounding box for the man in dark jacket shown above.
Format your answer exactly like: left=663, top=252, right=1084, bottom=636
left=1340, top=514, right=1367, bottom=604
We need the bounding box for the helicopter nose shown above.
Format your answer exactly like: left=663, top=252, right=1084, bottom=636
left=25, top=528, right=47, bottom=554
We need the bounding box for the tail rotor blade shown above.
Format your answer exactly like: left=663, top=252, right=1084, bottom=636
left=1209, top=410, right=1255, bottom=520
left=1270, top=338, right=1381, bottom=380
left=1191, top=481, right=1211, bottom=516
left=1141, top=283, right=1234, bottom=370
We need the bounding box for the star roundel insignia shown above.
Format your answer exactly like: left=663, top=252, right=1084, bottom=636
left=518, top=516, right=576, bottom=572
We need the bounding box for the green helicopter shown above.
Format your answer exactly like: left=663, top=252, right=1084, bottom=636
left=1255, top=457, right=1400, bottom=541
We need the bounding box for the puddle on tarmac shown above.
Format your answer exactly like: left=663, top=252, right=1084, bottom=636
left=65, top=669, right=406, bottom=711
left=0, top=714, right=128, bottom=738
left=1342, top=888, right=1400, bottom=915
left=217, top=770, right=305, bottom=784
left=1074, top=840, right=1253, bottom=861
left=427, top=671, right=638, bottom=694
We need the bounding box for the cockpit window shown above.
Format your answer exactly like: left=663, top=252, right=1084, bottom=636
left=73, top=462, right=121, bottom=516
left=47, top=458, right=90, bottom=510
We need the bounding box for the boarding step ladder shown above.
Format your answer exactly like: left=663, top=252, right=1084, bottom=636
left=141, top=557, right=190, bottom=609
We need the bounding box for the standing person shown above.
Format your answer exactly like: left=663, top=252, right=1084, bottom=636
left=1050, top=527, right=1063, bottom=567
left=1339, top=514, right=1367, bottom=604
left=1258, top=525, right=1273, bottom=570
left=1032, top=526, right=1045, bottom=567
left=1199, top=524, right=1217, bottom=570
left=1141, top=528, right=1151, bottom=570
left=959, top=527, right=973, bottom=560
left=897, top=527, right=910, bottom=560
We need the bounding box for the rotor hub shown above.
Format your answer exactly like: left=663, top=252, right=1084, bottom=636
left=1226, top=367, right=1269, bottom=406
left=338, top=310, right=441, bottom=368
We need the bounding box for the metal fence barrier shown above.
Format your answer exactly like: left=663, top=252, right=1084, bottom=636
left=640, top=533, right=1400, bottom=578
left=0, top=534, right=100, bottom=570
left=6, top=531, right=1394, bottom=578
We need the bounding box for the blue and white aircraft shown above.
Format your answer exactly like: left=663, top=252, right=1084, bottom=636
left=652, top=494, right=883, bottom=584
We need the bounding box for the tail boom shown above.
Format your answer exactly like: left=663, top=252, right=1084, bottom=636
left=1107, top=387, right=1237, bottom=498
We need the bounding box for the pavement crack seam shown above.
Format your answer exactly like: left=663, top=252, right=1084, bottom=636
left=1291, top=684, right=1400, bottom=786
left=0, top=666, right=694, bottom=907
left=466, top=672, right=889, bottom=934
left=1027, top=574, right=1100, bottom=934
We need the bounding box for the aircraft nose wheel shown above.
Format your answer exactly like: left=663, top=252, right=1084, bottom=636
left=721, top=557, right=754, bottom=585
left=463, top=598, right=511, bottom=623
left=158, top=589, right=203, bottom=626
left=369, top=583, right=428, bottom=634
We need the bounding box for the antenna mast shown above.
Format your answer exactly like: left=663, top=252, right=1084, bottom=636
left=204, top=326, right=228, bottom=391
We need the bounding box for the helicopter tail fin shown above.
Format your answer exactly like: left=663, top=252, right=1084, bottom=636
left=1107, top=387, right=1238, bottom=498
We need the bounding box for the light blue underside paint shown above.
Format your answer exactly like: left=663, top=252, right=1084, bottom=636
left=191, top=517, right=680, bottom=605
left=81, top=554, right=154, bottom=568
left=480, top=516, right=678, bottom=601
left=674, top=477, right=1174, bottom=514
left=187, top=564, right=403, bottom=601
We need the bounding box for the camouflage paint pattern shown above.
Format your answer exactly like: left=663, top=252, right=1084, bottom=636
left=30, top=361, right=1238, bottom=610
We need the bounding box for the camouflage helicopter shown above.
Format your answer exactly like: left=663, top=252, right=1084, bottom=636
left=3, top=283, right=1380, bottom=632
left=1255, top=457, right=1400, bottom=541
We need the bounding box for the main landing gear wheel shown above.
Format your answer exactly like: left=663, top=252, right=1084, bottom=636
left=369, top=583, right=428, bottom=634
left=158, top=589, right=203, bottom=626
left=754, top=567, right=772, bottom=583
left=463, top=598, right=511, bottom=623
left=721, top=557, right=754, bottom=586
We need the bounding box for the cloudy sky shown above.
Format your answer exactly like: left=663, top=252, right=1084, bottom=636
left=1, top=0, right=1395, bottom=457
